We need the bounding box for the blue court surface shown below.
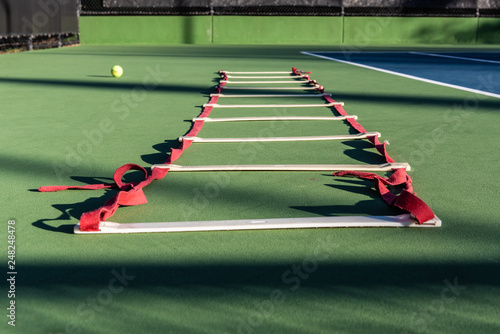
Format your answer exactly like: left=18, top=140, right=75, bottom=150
left=303, top=51, right=500, bottom=98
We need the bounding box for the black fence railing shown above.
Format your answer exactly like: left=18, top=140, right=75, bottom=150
left=0, top=0, right=79, bottom=53
left=80, top=0, right=500, bottom=17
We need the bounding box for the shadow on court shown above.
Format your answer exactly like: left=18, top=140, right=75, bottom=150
left=35, top=44, right=321, bottom=60
left=18, top=253, right=500, bottom=332
left=32, top=175, right=138, bottom=234
left=18, top=260, right=500, bottom=289
left=3, top=76, right=499, bottom=112
left=341, top=140, right=389, bottom=164
left=292, top=177, right=406, bottom=217
left=141, top=139, right=181, bottom=165
left=0, top=76, right=213, bottom=95
left=333, top=91, right=500, bottom=112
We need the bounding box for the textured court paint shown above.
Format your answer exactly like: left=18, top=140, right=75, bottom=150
left=79, top=16, right=212, bottom=44
left=343, top=17, right=478, bottom=44
left=212, top=16, right=343, bottom=44
left=79, top=16, right=500, bottom=45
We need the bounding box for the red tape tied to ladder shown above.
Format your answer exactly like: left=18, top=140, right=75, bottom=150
left=40, top=69, right=435, bottom=231
left=333, top=169, right=435, bottom=224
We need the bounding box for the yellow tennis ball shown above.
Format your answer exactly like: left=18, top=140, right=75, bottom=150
left=111, top=65, right=123, bottom=78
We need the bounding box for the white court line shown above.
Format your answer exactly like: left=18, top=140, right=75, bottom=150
left=301, top=51, right=500, bottom=99
left=410, top=51, right=500, bottom=65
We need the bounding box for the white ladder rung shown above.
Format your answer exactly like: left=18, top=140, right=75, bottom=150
left=221, top=80, right=310, bottom=84
left=193, top=116, right=357, bottom=122
left=225, top=75, right=306, bottom=79
left=203, top=102, right=343, bottom=108
left=210, top=93, right=331, bottom=98
left=220, top=71, right=294, bottom=74
left=152, top=162, right=410, bottom=172
left=221, top=86, right=320, bottom=90
left=179, top=132, right=380, bottom=143
left=74, top=214, right=440, bottom=234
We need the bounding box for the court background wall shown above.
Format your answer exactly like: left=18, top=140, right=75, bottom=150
left=79, top=16, right=500, bottom=45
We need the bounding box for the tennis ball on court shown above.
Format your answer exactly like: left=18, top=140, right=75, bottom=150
left=111, top=65, right=123, bottom=78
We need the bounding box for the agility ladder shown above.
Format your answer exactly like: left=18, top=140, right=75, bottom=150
left=40, top=68, right=440, bottom=234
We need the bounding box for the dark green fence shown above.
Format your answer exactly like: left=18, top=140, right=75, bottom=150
left=0, top=0, right=79, bottom=52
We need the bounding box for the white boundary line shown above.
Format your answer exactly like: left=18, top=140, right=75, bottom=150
left=410, top=51, right=500, bottom=65
left=301, top=51, right=500, bottom=99
left=303, top=51, right=411, bottom=54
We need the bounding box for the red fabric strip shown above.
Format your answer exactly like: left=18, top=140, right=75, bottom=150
left=113, top=164, right=147, bottom=189
left=185, top=120, right=205, bottom=137
left=366, top=135, right=395, bottom=164
left=393, top=190, right=436, bottom=224
left=292, top=68, right=312, bottom=75
left=38, top=184, right=114, bottom=192
left=333, top=169, right=432, bottom=223
left=333, top=168, right=409, bottom=187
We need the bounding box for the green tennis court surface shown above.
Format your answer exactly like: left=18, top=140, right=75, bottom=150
left=1, top=45, right=499, bottom=333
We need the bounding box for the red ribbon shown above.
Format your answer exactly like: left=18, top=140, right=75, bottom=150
left=333, top=169, right=434, bottom=224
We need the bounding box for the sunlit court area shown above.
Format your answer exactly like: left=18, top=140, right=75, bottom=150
left=1, top=1, right=500, bottom=333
